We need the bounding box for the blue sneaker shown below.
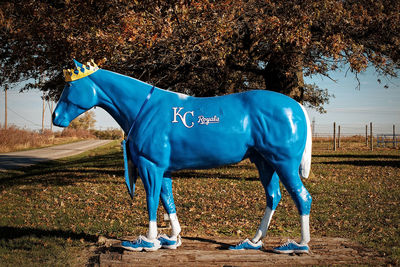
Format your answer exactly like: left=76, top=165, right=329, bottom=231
left=157, top=234, right=182, bottom=249
left=229, top=238, right=263, bottom=250
left=273, top=239, right=310, bottom=254
left=121, top=235, right=161, bottom=252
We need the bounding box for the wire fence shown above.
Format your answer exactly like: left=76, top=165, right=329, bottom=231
left=312, top=123, right=400, bottom=137
left=312, top=122, right=400, bottom=150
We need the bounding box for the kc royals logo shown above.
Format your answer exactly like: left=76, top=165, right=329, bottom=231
left=172, top=107, right=220, bottom=128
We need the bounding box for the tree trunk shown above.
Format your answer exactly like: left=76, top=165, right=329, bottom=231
left=262, top=55, right=304, bottom=103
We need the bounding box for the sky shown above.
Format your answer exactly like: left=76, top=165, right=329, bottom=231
left=304, top=67, right=400, bottom=135
left=0, top=66, right=399, bottom=136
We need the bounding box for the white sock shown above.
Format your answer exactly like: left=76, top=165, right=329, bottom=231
left=252, top=207, right=274, bottom=243
left=300, top=215, right=310, bottom=245
left=147, top=221, right=157, bottom=240
left=169, top=213, right=181, bottom=237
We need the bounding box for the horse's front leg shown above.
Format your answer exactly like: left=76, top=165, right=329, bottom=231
left=121, top=156, right=163, bottom=252
left=158, top=176, right=182, bottom=249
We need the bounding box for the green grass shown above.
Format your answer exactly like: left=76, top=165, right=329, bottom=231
left=0, top=141, right=399, bottom=265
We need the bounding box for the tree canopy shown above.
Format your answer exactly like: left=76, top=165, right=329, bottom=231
left=1, top=0, right=399, bottom=112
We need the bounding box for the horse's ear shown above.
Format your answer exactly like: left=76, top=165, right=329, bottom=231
left=73, top=59, right=83, bottom=69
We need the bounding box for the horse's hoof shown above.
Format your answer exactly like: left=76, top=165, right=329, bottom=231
left=121, top=235, right=161, bottom=252
left=157, top=234, right=182, bottom=249
left=229, top=238, right=263, bottom=250
left=272, top=239, right=310, bottom=254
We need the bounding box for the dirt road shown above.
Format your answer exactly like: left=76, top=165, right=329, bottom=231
left=0, top=140, right=113, bottom=170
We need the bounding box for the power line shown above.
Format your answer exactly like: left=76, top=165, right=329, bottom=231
left=5, top=106, right=41, bottom=127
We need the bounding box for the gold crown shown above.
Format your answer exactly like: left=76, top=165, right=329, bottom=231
left=63, top=60, right=99, bottom=82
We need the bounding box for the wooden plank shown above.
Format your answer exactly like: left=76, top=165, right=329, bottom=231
left=97, top=236, right=386, bottom=266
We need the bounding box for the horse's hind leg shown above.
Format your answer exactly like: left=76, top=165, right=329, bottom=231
left=251, top=154, right=281, bottom=243
left=160, top=176, right=181, bottom=238
left=275, top=160, right=312, bottom=246
left=230, top=153, right=282, bottom=250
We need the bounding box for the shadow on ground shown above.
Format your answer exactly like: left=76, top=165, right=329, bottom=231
left=314, top=153, right=400, bottom=167
left=0, top=151, right=124, bottom=188
left=0, top=226, right=98, bottom=243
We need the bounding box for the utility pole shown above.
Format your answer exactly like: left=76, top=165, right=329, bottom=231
left=4, top=85, right=7, bottom=129
left=42, top=92, right=45, bottom=133
left=50, top=100, right=53, bottom=131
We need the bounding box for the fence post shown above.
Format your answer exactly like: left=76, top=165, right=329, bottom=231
left=4, top=84, right=8, bottom=129
left=338, top=125, right=341, bottom=148
left=333, top=122, right=336, bottom=151
left=370, top=122, right=373, bottom=151
left=365, top=125, right=368, bottom=146
left=394, top=125, right=396, bottom=148
left=312, top=118, right=315, bottom=138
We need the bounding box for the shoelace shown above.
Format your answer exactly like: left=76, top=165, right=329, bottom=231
left=157, top=234, right=169, bottom=241
left=239, top=239, right=260, bottom=247
left=280, top=239, right=295, bottom=248
left=237, top=239, right=249, bottom=246
left=135, top=236, right=145, bottom=244
left=158, top=234, right=179, bottom=241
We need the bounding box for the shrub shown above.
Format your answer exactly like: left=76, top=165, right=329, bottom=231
left=91, top=129, right=123, bottom=140
left=58, top=128, right=95, bottom=139
left=0, top=126, right=55, bottom=153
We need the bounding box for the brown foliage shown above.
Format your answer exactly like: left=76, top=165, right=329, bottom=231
left=59, top=128, right=95, bottom=139
left=91, top=129, right=123, bottom=140
left=1, top=1, right=399, bottom=111
left=0, top=126, right=54, bottom=152
left=0, top=125, right=97, bottom=152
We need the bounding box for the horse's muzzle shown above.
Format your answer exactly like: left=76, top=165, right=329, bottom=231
left=52, top=110, right=70, bottom=127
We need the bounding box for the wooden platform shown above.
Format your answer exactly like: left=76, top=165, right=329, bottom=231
left=95, top=236, right=386, bottom=266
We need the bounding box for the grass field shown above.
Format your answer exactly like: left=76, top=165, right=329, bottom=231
left=0, top=140, right=399, bottom=266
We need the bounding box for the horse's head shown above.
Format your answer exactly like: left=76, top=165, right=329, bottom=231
left=53, top=60, right=100, bottom=127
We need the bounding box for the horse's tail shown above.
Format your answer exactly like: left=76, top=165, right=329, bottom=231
left=299, top=104, right=312, bottom=179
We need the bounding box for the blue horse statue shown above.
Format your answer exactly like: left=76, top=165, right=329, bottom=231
left=53, top=60, right=312, bottom=253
